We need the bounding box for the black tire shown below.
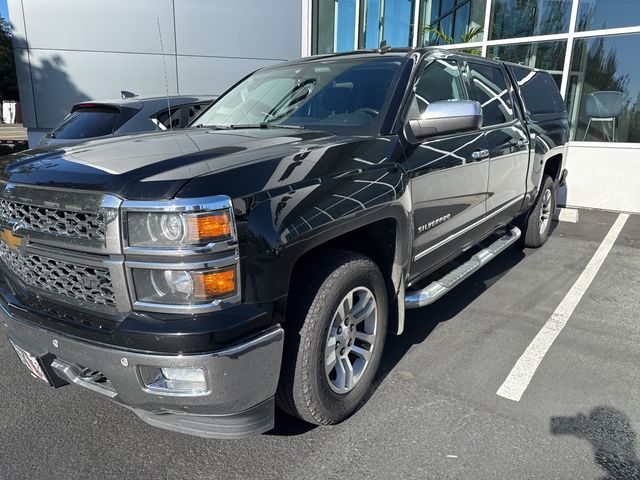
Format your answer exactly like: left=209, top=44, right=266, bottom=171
left=276, top=250, right=388, bottom=425
left=523, top=175, right=556, bottom=248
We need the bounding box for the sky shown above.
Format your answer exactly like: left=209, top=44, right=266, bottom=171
left=0, top=0, right=8, bottom=21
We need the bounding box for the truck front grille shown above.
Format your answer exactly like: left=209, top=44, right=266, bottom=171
left=0, top=198, right=105, bottom=241
left=0, top=242, right=116, bottom=307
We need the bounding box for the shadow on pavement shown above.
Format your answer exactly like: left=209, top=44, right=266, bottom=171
left=268, top=408, right=317, bottom=436
left=551, top=406, right=640, bottom=480
left=377, top=242, right=526, bottom=383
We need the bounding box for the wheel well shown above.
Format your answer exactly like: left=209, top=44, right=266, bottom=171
left=544, top=154, right=562, bottom=183
left=291, top=218, right=397, bottom=285
left=288, top=218, right=398, bottom=323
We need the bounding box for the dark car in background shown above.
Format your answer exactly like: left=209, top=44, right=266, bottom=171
left=37, top=94, right=216, bottom=148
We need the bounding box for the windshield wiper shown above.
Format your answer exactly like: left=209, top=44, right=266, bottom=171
left=228, top=123, right=305, bottom=130
left=194, top=124, right=230, bottom=130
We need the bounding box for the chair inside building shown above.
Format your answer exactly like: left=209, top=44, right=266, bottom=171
left=583, top=91, right=625, bottom=142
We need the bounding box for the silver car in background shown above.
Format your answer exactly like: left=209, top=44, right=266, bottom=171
left=37, top=94, right=216, bottom=148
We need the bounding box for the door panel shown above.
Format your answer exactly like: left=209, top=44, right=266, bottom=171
left=402, top=57, right=489, bottom=280
left=485, top=124, right=529, bottom=224
left=464, top=60, right=530, bottom=229
left=406, top=131, right=490, bottom=278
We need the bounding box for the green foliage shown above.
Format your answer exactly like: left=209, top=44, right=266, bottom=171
left=423, top=25, right=483, bottom=55
left=0, top=16, right=19, bottom=101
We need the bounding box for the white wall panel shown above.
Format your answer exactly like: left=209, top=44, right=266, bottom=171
left=174, top=0, right=301, bottom=60
left=28, top=50, right=178, bottom=128
left=20, top=0, right=176, bottom=54
left=564, top=144, right=640, bottom=213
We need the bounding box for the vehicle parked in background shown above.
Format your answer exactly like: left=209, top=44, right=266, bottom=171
left=0, top=48, right=568, bottom=439
left=37, top=94, right=216, bottom=148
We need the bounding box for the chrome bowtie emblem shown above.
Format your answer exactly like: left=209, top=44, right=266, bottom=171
left=0, top=226, right=24, bottom=251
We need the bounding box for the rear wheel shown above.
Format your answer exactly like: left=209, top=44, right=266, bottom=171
left=277, top=251, right=388, bottom=425
left=523, top=175, right=556, bottom=248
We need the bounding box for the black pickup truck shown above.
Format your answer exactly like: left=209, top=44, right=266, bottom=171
left=0, top=48, right=568, bottom=439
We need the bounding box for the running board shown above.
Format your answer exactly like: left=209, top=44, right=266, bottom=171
left=405, top=226, right=521, bottom=309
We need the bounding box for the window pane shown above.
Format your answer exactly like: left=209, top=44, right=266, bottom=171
left=408, top=59, right=465, bottom=119
left=490, top=0, right=571, bottom=40
left=466, top=63, right=514, bottom=126
left=430, top=0, right=441, bottom=18
left=511, top=67, right=565, bottom=115
left=577, top=0, right=640, bottom=32
left=453, top=2, right=471, bottom=42
left=152, top=107, right=182, bottom=130
left=441, top=0, right=455, bottom=14
left=487, top=40, right=566, bottom=87
left=419, top=0, right=485, bottom=46
left=197, top=57, right=403, bottom=136
left=313, top=0, right=356, bottom=54
left=440, top=13, right=454, bottom=38
left=382, top=0, right=415, bottom=48
left=51, top=109, right=119, bottom=139
left=567, top=34, right=640, bottom=143
left=361, top=0, right=383, bottom=48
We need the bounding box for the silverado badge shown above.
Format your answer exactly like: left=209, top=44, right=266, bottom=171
left=417, top=213, right=452, bottom=234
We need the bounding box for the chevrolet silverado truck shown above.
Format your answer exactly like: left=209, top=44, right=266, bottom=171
left=0, top=48, right=568, bottom=439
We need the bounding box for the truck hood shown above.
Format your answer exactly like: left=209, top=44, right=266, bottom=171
left=0, top=128, right=333, bottom=200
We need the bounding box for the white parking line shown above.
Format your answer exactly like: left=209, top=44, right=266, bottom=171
left=496, top=213, right=629, bottom=401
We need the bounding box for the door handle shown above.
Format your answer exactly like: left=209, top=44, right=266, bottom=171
left=471, top=149, right=489, bottom=160
left=517, top=138, right=530, bottom=147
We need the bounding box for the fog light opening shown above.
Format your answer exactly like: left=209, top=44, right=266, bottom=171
left=140, top=366, right=208, bottom=396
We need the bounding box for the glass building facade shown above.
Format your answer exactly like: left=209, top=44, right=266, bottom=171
left=312, top=0, right=640, bottom=144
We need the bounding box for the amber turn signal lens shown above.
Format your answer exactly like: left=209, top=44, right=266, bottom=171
left=186, top=211, right=232, bottom=243
left=193, top=268, right=236, bottom=299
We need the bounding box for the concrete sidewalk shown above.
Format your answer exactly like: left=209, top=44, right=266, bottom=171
left=0, top=123, right=28, bottom=142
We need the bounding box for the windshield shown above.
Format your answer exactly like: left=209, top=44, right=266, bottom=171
left=193, top=57, right=405, bottom=136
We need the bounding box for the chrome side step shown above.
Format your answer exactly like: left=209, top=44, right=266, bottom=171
left=405, top=226, right=521, bottom=309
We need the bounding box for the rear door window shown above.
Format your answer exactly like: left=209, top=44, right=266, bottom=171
left=510, top=67, right=565, bottom=116
left=151, top=106, right=182, bottom=130
left=466, top=62, right=515, bottom=127
left=151, top=102, right=211, bottom=129
left=50, top=107, right=120, bottom=139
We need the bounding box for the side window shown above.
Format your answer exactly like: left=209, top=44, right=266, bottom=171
left=467, top=63, right=514, bottom=127
left=185, top=102, right=209, bottom=125
left=512, top=67, right=564, bottom=116
left=151, top=107, right=181, bottom=130
left=407, top=59, right=465, bottom=120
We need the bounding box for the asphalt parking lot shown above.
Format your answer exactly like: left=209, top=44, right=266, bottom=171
left=0, top=208, right=638, bottom=480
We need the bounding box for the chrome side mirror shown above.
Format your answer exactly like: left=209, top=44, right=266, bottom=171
left=406, top=100, right=483, bottom=141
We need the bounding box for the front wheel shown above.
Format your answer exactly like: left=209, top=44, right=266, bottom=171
left=277, top=251, right=388, bottom=425
left=522, top=174, right=556, bottom=248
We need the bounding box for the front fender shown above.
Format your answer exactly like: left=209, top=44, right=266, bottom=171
left=240, top=163, right=412, bottom=309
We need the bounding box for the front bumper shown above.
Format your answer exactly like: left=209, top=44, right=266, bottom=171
left=1, top=308, right=284, bottom=439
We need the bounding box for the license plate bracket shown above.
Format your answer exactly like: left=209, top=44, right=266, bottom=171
left=10, top=340, right=51, bottom=385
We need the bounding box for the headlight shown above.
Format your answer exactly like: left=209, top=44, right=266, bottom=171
left=127, top=210, right=232, bottom=248
left=122, top=196, right=241, bottom=313
left=132, top=266, right=237, bottom=305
